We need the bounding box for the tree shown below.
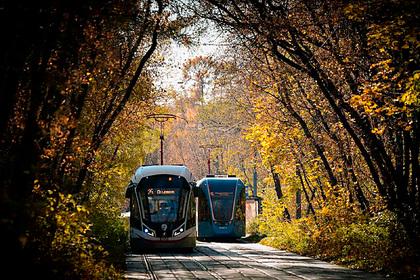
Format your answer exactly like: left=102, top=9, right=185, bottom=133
left=0, top=0, right=197, bottom=277
left=193, top=0, right=419, bottom=241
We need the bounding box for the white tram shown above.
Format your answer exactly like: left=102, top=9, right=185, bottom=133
left=125, top=165, right=196, bottom=251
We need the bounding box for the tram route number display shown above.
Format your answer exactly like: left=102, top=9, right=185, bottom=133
left=210, top=191, right=232, bottom=197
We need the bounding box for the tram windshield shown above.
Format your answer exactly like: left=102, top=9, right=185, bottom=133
left=208, top=180, right=236, bottom=222
left=138, top=175, right=189, bottom=223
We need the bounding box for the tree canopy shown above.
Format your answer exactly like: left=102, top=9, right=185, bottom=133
left=0, top=0, right=418, bottom=278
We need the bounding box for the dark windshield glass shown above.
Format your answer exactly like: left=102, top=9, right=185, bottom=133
left=138, top=175, right=188, bottom=223
left=208, top=179, right=236, bottom=222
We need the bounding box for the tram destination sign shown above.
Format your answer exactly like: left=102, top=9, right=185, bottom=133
left=147, top=188, right=176, bottom=196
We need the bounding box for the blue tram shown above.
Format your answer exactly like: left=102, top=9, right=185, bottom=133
left=196, top=175, right=246, bottom=240
left=125, top=165, right=196, bottom=251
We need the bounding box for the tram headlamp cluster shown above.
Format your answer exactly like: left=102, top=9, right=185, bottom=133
left=173, top=226, right=184, bottom=237
left=142, top=224, right=156, bottom=237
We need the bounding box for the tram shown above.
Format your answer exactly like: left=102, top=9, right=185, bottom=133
left=196, top=175, right=246, bottom=240
left=125, top=165, right=196, bottom=251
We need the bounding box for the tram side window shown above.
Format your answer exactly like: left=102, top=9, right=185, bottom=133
left=187, top=193, right=196, bottom=227
left=130, top=192, right=140, bottom=221
left=198, top=188, right=210, bottom=221
left=235, top=188, right=245, bottom=220
left=178, top=187, right=188, bottom=218
left=138, top=187, right=150, bottom=219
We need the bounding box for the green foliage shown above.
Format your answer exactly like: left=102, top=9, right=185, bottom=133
left=85, top=125, right=159, bottom=269
left=243, top=217, right=266, bottom=243
left=259, top=218, right=313, bottom=255
left=32, top=184, right=124, bottom=279
left=89, top=210, right=128, bottom=269
left=333, top=221, right=392, bottom=268
left=246, top=218, right=260, bottom=236
left=86, top=163, right=131, bottom=269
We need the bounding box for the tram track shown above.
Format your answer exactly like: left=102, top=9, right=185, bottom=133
left=126, top=242, right=388, bottom=280
left=189, top=255, right=225, bottom=280
left=171, top=252, right=224, bottom=280
left=135, top=247, right=303, bottom=280
left=142, top=254, right=158, bottom=280
left=202, top=242, right=308, bottom=280
left=194, top=245, right=250, bottom=279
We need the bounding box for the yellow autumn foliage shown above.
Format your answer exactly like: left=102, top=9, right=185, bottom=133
left=32, top=184, right=123, bottom=279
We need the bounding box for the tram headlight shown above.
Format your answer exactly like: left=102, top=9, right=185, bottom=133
left=173, top=226, right=184, bottom=237
left=142, top=224, right=155, bottom=237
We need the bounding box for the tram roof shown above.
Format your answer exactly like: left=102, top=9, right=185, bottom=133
left=130, top=165, right=195, bottom=184
left=197, top=175, right=244, bottom=185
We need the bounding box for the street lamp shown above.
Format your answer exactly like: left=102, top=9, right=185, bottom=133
left=146, top=113, right=177, bottom=165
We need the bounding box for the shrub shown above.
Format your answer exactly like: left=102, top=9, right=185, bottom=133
left=255, top=206, right=418, bottom=278
left=31, top=185, right=124, bottom=279
left=259, top=218, right=313, bottom=255
left=90, top=207, right=129, bottom=269
left=246, top=217, right=260, bottom=236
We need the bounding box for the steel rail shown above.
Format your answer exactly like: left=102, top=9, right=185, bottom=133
left=212, top=242, right=310, bottom=280
left=143, top=254, right=159, bottom=280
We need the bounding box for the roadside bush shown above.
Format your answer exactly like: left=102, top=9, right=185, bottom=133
left=31, top=184, right=124, bottom=280
left=246, top=217, right=260, bottom=236
left=244, top=217, right=266, bottom=242
left=259, top=218, right=313, bottom=255
left=256, top=206, right=418, bottom=278
left=334, top=221, right=392, bottom=269
left=90, top=207, right=128, bottom=269
left=87, top=163, right=131, bottom=268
